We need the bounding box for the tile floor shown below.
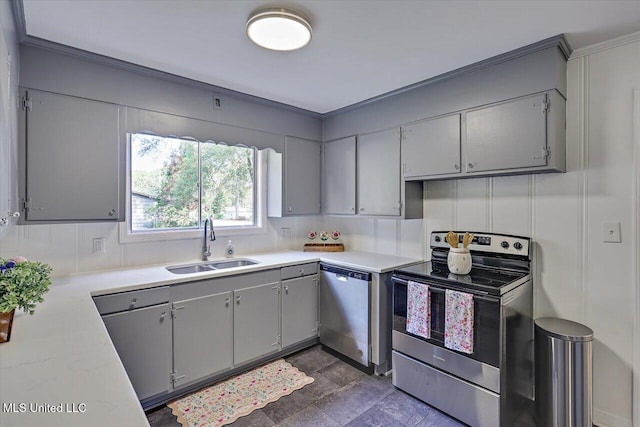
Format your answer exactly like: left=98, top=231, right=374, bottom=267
left=147, top=345, right=533, bottom=427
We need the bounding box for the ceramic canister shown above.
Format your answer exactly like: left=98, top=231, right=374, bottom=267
left=447, top=247, right=472, bottom=275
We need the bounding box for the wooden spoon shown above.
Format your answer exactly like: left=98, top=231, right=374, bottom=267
left=462, top=232, right=474, bottom=248
left=445, top=231, right=458, bottom=248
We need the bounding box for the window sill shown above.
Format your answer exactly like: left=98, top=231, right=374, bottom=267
left=118, top=223, right=266, bottom=244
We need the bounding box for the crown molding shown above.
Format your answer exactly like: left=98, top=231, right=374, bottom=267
left=11, top=0, right=573, bottom=119
left=324, top=34, right=571, bottom=118
left=12, top=2, right=321, bottom=118
left=570, top=31, right=640, bottom=59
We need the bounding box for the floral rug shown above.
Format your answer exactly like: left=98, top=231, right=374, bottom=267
left=167, top=359, right=314, bottom=427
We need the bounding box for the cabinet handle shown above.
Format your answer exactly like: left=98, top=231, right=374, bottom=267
left=288, top=206, right=292, bottom=212
left=360, top=208, right=365, bottom=212
left=284, top=286, right=289, bottom=294
left=454, top=164, right=459, bottom=170
left=351, top=207, right=355, bottom=211
left=225, top=297, right=230, bottom=307
left=160, top=311, right=167, bottom=320
left=236, top=296, right=241, bottom=304
left=299, top=269, right=305, bottom=275
left=467, top=162, right=474, bottom=169
left=108, top=209, right=116, bottom=216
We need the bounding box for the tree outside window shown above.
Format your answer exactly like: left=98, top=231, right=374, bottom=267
left=130, top=134, right=255, bottom=232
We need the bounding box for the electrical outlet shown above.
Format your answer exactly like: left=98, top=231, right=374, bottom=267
left=602, top=222, right=621, bottom=243
left=213, top=96, right=223, bottom=110
left=280, top=227, right=291, bottom=239
left=93, top=237, right=105, bottom=254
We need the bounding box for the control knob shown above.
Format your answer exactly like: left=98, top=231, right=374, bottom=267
left=501, top=241, right=509, bottom=249
left=435, top=236, right=441, bottom=242
left=513, top=242, right=523, bottom=250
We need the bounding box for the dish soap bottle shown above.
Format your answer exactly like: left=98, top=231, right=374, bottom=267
left=225, top=240, right=234, bottom=258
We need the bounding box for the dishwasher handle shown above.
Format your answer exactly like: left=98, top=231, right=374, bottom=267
left=320, top=263, right=371, bottom=281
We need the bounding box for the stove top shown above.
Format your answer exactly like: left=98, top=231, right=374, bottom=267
left=394, top=261, right=529, bottom=296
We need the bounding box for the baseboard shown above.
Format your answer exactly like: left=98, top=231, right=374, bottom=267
left=594, top=408, right=632, bottom=427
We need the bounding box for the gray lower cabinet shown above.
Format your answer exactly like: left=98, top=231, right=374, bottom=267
left=20, top=88, right=124, bottom=222
left=281, top=274, right=319, bottom=348
left=101, top=303, right=172, bottom=400
left=402, top=114, right=461, bottom=178
left=357, top=127, right=401, bottom=216
left=172, top=291, right=233, bottom=389
left=233, top=281, right=281, bottom=365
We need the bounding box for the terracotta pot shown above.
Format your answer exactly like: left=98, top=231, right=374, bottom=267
left=0, top=309, right=15, bottom=343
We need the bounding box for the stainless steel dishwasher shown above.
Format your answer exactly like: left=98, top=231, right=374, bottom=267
left=319, top=263, right=372, bottom=367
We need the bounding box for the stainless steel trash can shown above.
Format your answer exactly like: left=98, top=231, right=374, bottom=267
left=535, top=317, right=593, bottom=427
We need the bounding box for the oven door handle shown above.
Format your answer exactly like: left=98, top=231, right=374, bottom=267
left=392, top=276, right=499, bottom=303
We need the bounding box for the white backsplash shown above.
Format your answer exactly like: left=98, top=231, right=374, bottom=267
left=0, top=216, right=323, bottom=277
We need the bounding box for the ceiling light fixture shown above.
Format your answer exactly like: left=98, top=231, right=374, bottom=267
left=246, top=8, right=312, bottom=51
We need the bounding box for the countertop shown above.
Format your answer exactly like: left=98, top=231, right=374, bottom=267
left=0, top=250, right=421, bottom=427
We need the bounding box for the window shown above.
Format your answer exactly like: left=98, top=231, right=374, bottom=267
left=129, top=133, right=256, bottom=235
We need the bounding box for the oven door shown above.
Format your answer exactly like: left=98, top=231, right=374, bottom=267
left=392, top=276, right=501, bottom=368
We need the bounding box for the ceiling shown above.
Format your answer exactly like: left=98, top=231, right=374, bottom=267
left=20, top=0, right=640, bottom=114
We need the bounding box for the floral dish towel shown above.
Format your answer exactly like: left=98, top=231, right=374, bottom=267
left=444, top=289, right=474, bottom=354
left=406, top=281, right=430, bottom=339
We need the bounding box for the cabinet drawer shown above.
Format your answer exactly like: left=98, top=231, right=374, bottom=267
left=281, top=263, right=318, bottom=280
left=94, top=286, right=170, bottom=315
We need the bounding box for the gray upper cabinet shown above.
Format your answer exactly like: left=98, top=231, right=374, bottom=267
left=233, top=281, right=281, bottom=365
left=402, top=114, right=461, bottom=178
left=268, top=136, right=321, bottom=216
left=172, top=291, right=233, bottom=389
left=101, top=303, right=172, bottom=401
left=20, top=89, right=124, bottom=222
left=281, top=273, right=319, bottom=348
left=465, top=93, right=548, bottom=173
left=464, top=91, right=566, bottom=175
left=323, top=136, right=356, bottom=215
left=357, top=128, right=401, bottom=216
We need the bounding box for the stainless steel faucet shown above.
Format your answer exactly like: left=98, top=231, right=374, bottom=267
left=202, top=217, right=216, bottom=261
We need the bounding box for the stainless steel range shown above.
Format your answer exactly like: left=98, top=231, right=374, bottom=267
left=391, top=231, right=533, bottom=427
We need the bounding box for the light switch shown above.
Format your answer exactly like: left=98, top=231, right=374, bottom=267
left=280, top=227, right=291, bottom=239
left=602, top=222, right=621, bottom=243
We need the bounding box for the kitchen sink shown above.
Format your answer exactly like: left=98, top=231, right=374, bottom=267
left=209, top=259, right=258, bottom=269
left=166, top=258, right=259, bottom=274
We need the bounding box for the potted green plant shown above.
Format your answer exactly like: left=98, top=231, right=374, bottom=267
left=0, top=257, right=52, bottom=343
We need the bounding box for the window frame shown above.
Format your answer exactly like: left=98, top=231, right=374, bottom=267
left=119, top=134, right=267, bottom=244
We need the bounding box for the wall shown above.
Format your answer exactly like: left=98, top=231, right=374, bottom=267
left=330, top=34, right=640, bottom=427
left=0, top=0, right=20, bottom=239
left=0, top=44, right=324, bottom=275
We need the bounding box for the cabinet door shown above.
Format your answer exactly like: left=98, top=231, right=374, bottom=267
left=24, top=89, right=123, bottom=221
left=357, top=128, right=401, bottom=216
left=172, top=291, right=232, bottom=389
left=323, top=136, right=356, bottom=215
left=284, top=136, right=321, bottom=215
left=234, top=282, right=281, bottom=365
left=402, top=114, right=461, bottom=178
left=465, top=93, right=548, bottom=173
left=282, top=275, right=319, bottom=348
left=102, top=304, right=171, bottom=400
